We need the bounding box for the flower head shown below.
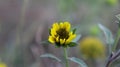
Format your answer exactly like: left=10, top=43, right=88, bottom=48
left=48, top=22, right=76, bottom=47
left=79, top=37, right=105, bottom=59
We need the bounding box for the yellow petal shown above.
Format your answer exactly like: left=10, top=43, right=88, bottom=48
left=66, top=34, right=76, bottom=44
left=52, top=23, right=59, bottom=30
left=51, top=28, right=57, bottom=36
left=60, top=22, right=64, bottom=28
left=64, top=22, right=71, bottom=31
left=56, top=36, right=59, bottom=42
left=48, top=36, right=55, bottom=43
left=69, top=32, right=73, bottom=36
left=60, top=39, right=65, bottom=45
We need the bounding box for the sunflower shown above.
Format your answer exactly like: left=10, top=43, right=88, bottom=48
left=48, top=22, right=76, bottom=47
left=79, top=37, right=105, bottom=59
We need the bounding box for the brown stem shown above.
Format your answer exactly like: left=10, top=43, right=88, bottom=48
left=106, top=50, right=120, bottom=67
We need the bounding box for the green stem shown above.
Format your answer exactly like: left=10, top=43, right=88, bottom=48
left=112, top=28, right=120, bottom=52
left=63, top=48, right=69, bottom=67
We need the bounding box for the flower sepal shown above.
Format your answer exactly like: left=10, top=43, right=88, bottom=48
left=54, top=42, right=77, bottom=48
left=68, top=42, right=78, bottom=47
left=54, top=43, right=62, bottom=48
left=49, top=28, right=51, bottom=35
left=72, top=28, right=76, bottom=34
left=55, top=43, right=68, bottom=48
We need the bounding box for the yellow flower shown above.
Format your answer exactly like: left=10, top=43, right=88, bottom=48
left=0, top=62, right=7, bottom=67
left=48, top=22, right=76, bottom=47
left=79, top=37, right=105, bottom=59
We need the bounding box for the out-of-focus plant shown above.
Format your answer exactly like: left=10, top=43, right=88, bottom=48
left=0, top=62, right=7, bottom=67
left=79, top=36, right=105, bottom=59
left=98, top=24, right=114, bottom=54
left=40, top=22, right=88, bottom=67
left=106, top=0, right=118, bottom=6
left=40, top=15, right=120, bottom=67
left=89, top=25, right=101, bottom=36
left=97, top=14, right=120, bottom=67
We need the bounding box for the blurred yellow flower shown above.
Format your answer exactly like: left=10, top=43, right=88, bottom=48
left=0, top=62, right=7, bottom=67
left=48, top=22, right=76, bottom=47
left=79, top=37, right=105, bottom=59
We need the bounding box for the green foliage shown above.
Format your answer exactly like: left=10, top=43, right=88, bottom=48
left=40, top=54, right=61, bottom=62
left=40, top=40, right=51, bottom=44
left=116, top=14, right=120, bottom=21
left=98, top=23, right=114, bottom=54
left=89, top=25, right=101, bottom=35
left=49, top=28, right=51, bottom=35
left=68, top=42, right=77, bottom=47
left=116, top=14, right=120, bottom=27
left=106, top=0, right=118, bottom=6
left=98, top=24, right=114, bottom=45
left=68, top=57, right=88, bottom=67
left=73, top=28, right=76, bottom=34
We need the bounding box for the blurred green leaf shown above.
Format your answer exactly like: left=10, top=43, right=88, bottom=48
left=68, top=42, right=77, bottom=47
left=116, top=14, right=120, bottom=21
left=89, top=25, right=101, bottom=35
left=68, top=57, right=88, bottom=67
left=73, top=28, right=76, bottom=34
left=106, top=0, right=118, bottom=6
left=40, top=54, right=61, bottom=62
left=116, top=14, right=120, bottom=27
left=72, top=35, right=81, bottom=42
left=40, top=40, right=51, bottom=44
left=98, top=24, right=114, bottom=44
left=98, top=24, right=114, bottom=54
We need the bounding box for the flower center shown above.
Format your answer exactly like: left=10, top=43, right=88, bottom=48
left=56, top=28, right=69, bottom=39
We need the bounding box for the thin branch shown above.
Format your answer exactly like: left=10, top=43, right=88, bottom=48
left=106, top=49, right=120, bottom=67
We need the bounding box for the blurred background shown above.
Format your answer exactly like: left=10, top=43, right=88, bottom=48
left=0, top=0, right=120, bottom=67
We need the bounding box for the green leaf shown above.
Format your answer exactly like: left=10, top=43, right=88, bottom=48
left=73, top=28, right=76, bottom=34
left=68, top=42, right=77, bottom=47
left=116, top=14, right=120, bottom=21
left=68, top=57, right=88, bottom=67
left=116, top=14, right=120, bottom=27
left=98, top=24, right=114, bottom=45
left=40, top=54, right=61, bottom=62
left=72, top=34, right=81, bottom=42
left=40, top=40, right=51, bottom=44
